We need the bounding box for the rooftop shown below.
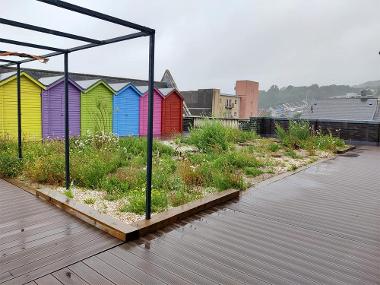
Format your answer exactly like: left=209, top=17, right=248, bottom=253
left=0, top=67, right=175, bottom=89
left=301, top=97, right=380, bottom=121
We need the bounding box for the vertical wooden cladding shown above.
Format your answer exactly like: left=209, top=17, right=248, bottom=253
left=161, top=88, right=183, bottom=136
left=0, top=72, right=44, bottom=140
left=112, top=83, right=141, bottom=136
left=78, top=80, right=114, bottom=135
left=41, top=77, right=82, bottom=139
left=139, top=87, right=164, bottom=136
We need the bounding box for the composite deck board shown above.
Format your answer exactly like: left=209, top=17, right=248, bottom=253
left=2, top=146, right=380, bottom=284
left=68, top=262, right=115, bottom=285
left=34, top=275, right=62, bottom=285
left=0, top=180, right=121, bottom=284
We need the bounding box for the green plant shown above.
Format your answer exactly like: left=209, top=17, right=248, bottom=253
left=268, top=143, right=280, bottom=152
left=0, top=152, right=23, bottom=178
left=244, top=167, right=264, bottom=177
left=284, top=149, right=301, bottom=159
left=25, top=154, right=65, bottom=185
left=187, top=120, right=231, bottom=152
left=84, top=197, right=96, bottom=205
left=64, top=189, right=74, bottom=199
left=121, top=189, right=168, bottom=214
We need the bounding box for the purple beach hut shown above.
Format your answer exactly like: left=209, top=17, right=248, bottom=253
left=40, top=76, right=82, bottom=139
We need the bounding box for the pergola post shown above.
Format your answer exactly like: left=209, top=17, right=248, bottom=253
left=0, top=0, right=155, bottom=219
left=145, top=32, right=155, bottom=220
left=64, top=52, right=70, bottom=190
left=16, top=63, right=22, bottom=159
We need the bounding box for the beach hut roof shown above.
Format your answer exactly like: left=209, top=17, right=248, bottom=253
left=0, top=72, right=16, bottom=81
left=109, top=82, right=130, bottom=92
left=39, top=76, right=83, bottom=91
left=158, top=87, right=184, bottom=99
left=0, top=71, right=45, bottom=89
left=39, top=76, right=63, bottom=86
left=137, top=85, right=165, bottom=98
left=76, top=79, right=114, bottom=94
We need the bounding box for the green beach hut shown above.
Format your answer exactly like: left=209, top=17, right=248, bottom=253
left=77, top=79, right=114, bottom=135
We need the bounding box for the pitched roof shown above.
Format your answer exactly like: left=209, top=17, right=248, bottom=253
left=0, top=67, right=170, bottom=88
left=0, top=71, right=45, bottom=89
left=39, top=76, right=83, bottom=91
left=39, top=76, right=63, bottom=86
left=301, top=98, right=379, bottom=121
left=0, top=72, right=15, bottom=80
left=158, top=88, right=184, bottom=99
left=76, top=79, right=114, bottom=94
left=160, top=69, right=178, bottom=89
left=109, top=82, right=129, bottom=92
left=135, top=85, right=148, bottom=94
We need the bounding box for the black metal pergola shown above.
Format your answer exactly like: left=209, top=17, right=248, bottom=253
left=0, top=0, right=156, bottom=219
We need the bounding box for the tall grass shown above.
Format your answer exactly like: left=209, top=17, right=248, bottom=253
left=185, top=119, right=257, bottom=152
left=275, top=120, right=345, bottom=152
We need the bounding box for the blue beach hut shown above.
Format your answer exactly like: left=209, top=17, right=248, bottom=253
left=111, top=83, right=142, bottom=136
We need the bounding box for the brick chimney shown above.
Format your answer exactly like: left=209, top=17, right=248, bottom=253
left=235, top=80, right=259, bottom=119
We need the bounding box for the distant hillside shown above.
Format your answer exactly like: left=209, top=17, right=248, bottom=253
left=259, top=84, right=374, bottom=109
left=353, top=80, right=380, bottom=89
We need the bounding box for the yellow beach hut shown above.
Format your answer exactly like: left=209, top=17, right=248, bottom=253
left=0, top=72, right=45, bottom=140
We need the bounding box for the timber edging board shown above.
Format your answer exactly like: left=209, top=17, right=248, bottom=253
left=2, top=178, right=239, bottom=241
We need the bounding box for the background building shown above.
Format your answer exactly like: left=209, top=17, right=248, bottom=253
left=235, top=80, right=259, bottom=119
left=181, top=80, right=259, bottom=119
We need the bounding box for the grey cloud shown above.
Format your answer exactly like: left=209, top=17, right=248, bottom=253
left=1, top=0, right=379, bottom=92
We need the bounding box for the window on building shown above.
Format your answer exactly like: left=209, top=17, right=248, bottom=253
left=235, top=100, right=237, bottom=104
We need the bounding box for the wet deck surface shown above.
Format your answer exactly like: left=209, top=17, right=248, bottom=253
left=0, top=180, right=121, bottom=285
left=2, top=146, right=380, bottom=284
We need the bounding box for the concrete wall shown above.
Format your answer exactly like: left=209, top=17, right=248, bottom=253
left=235, top=80, right=259, bottom=119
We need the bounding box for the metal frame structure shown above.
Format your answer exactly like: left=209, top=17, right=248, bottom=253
left=0, top=0, right=155, bottom=219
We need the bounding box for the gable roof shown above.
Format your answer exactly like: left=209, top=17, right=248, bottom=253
left=158, top=88, right=184, bottom=100
left=76, top=79, right=114, bottom=94
left=161, top=69, right=178, bottom=89
left=137, top=86, right=165, bottom=98
left=0, top=71, right=45, bottom=89
left=301, top=98, right=379, bottom=121
left=39, top=76, right=83, bottom=91
left=109, top=82, right=130, bottom=92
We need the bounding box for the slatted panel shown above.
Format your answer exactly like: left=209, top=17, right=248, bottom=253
left=81, top=83, right=113, bottom=135
left=139, top=89, right=162, bottom=136
left=112, top=86, right=140, bottom=136
left=0, top=75, right=42, bottom=140
left=161, top=91, right=183, bottom=135
left=42, top=80, right=81, bottom=139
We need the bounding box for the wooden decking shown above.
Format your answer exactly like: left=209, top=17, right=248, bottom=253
left=2, top=146, right=380, bottom=284
left=0, top=180, right=121, bottom=285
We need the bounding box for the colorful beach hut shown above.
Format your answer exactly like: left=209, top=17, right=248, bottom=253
left=111, top=83, right=142, bottom=136
left=0, top=72, right=45, bottom=140
left=40, top=76, right=82, bottom=139
left=77, top=80, right=114, bottom=135
left=159, top=88, right=184, bottom=136
left=138, top=86, right=164, bottom=136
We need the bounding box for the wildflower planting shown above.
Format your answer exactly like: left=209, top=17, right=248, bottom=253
left=0, top=119, right=346, bottom=223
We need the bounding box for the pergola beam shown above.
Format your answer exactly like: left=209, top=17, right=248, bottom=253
left=37, top=0, right=155, bottom=34
left=0, top=37, right=66, bottom=52
left=68, top=31, right=148, bottom=53
left=0, top=58, right=19, bottom=64
left=0, top=18, right=102, bottom=44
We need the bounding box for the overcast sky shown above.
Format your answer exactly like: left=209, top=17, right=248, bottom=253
left=2, top=0, right=380, bottom=92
